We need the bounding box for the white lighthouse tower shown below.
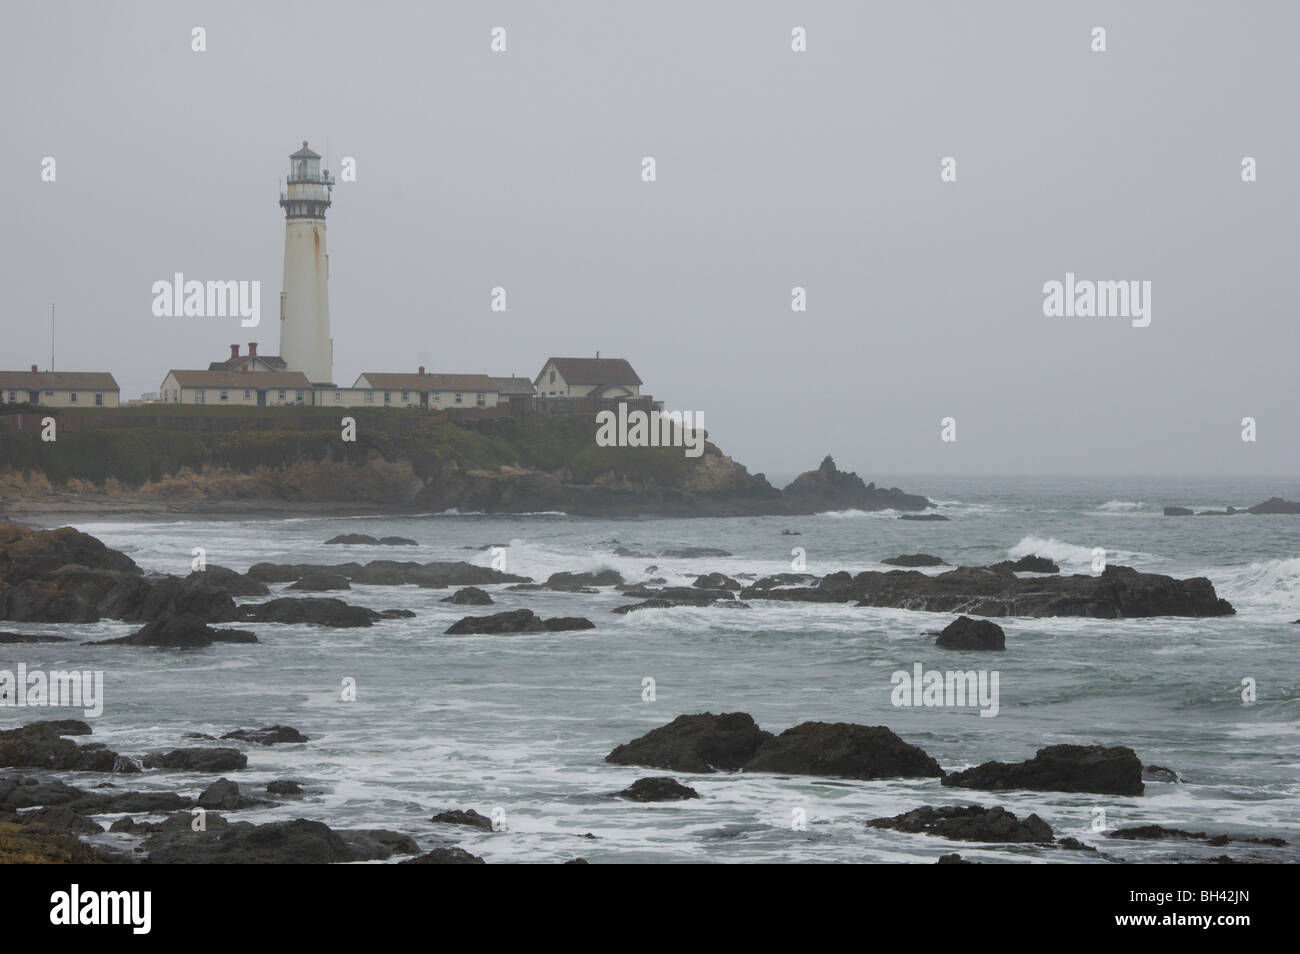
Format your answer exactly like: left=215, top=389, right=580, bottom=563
left=278, top=141, right=335, bottom=385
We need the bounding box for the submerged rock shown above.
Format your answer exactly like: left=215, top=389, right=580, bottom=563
left=441, top=586, right=493, bottom=605
left=613, top=777, right=701, bottom=802
left=324, top=534, right=417, bottom=546
left=400, top=847, right=486, bottom=864
left=91, top=614, right=257, bottom=648
left=882, top=554, right=946, bottom=567
left=430, top=809, right=494, bottom=831
left=868, top=805, right=1053, bottom=843
left=942, top=744, right=1144, bottom=796
left=238, top=597, right=380, bottom=628
left=288, top=572, right=352, bottom=592
left=545, top=570, right=623, bottom=590
left=221, top=725, right=308, bottom=746
left=444, top=609, right=593, bottom=635
left=141, top=748, right=248, bottom=773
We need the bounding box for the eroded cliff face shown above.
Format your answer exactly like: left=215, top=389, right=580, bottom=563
left=0, top=438, right=931, bottom=517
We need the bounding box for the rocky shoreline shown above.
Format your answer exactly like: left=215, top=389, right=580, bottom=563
left=1, top=713, right=1289, bottom=864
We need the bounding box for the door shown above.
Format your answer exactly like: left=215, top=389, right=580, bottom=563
left=257, top=390, right=266, bottom=406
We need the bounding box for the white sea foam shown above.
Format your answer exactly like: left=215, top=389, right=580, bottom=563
left=1211, top=556, right=1300, bottom=616
left=1096, top=500, right=1146, bottom=512
left=1007, top=535, right=1155, bottom=568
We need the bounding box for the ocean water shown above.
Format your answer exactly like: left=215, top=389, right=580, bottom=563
left=4, top=475, right=1298, bottom=863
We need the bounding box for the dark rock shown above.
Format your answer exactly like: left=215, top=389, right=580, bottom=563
left=868, top=804, right=1052, bottom=843
left=545, top=570, right=623, bottom=590
left=445, top=609, right=543, bottom=635
left=197, top=778, right=269, bottom=811
left=882, top=554, right=946, bottom=567
left=605, top=712, right=774, bottom=773
left=613, top=777, right=700, bottom=801
left=18, top=805, right=106, bottom=834
left=430, top=809, right=494, bottom=831
left=266, top=780, right=303, bottom=795
left=1163, top=507, right=1194, bottom=516
left=221, top=725, right=309, bottom=746
left=399, top=847, right=486, bottom=864
left=1057, top=837, right=1098, bottom=852
left=935, top=616, right=1006, bottom=651
left=0, top=631, right=70, bottom=643
left=324, top=534, right=417, bottom=546
left=899, top=513, right=949, bottom=521
left=288, top=572, right=352, bottom=592
left=741, top=563, right=1234, bottom=618
left=379, top=609, right=416, bottom=618
left=91, top=613, right=257, bottom=648
left=141, top=748, right=248, bottom=772
left=692, top=572, right=741, bottom=590
left=744, top=722, right=944, bottom=780
left=541, top=616, right=596, bottom=632
left=440, top=586, right=493, bottom=605
left=0, top=721, right=120, bottom=771
left=337, top=829, right=420, bottom=859
left=1247, top=497, right=1300, bottom=515
left=942, top=744, right=1144, bottom=796
left=141, top=818, right=375, bottom=864
left=992, top=555, right=1060, bottom=574
left=936, top=853, right=971, bottom=864
left=658, top=548, right=732, bottom=559
left=1142, top=764, right=1182, bottom=783
left=783, top=456, right=932, bottom=512
left=184, top=565, right=270, bottom=597
left=238, top=597, right=379, bottom=628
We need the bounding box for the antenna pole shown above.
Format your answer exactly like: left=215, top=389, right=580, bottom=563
left=50, top=302, right=55, bottom=371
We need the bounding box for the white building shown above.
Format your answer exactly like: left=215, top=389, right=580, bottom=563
left=159, top=370, right=314, bottom=406
left=535, top=357, right=642, bottom=399
left=0, top=367, right=120, bottom=407
left=345, top=370, right=500, bottom=409
left=278, top=142, right=335, bottom=386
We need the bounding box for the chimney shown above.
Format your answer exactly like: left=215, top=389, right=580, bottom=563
left=418, top=366, right=425, bottom=375
left=230, top=344, right=240, bottom=359
left=31, top=364, right=38, bottom=373
left=248, top=342, right=258, bottom=356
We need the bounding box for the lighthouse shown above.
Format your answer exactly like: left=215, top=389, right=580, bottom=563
left=278, top=141, right=335, bottom=385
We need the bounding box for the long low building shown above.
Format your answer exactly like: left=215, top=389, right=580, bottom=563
left=344, top=370, right=501, bottom=408
left=0, top=367, right=120, bottom=407
left=159, top=370, right=315, bottom=406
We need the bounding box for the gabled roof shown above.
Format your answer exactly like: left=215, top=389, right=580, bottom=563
left=490, top=376, right=535, bottom=395
left=540, top=357, right=642, bottom=386
left=356, top=372, right=498, bottom=392
left=165, top=370, right=313, bottom=389
left=0, top=371, right=119, bottom=390
left=207, top=355, right=288, bottom=372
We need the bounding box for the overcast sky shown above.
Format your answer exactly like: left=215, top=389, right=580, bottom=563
left=2, top=1, right=1296, bottom=478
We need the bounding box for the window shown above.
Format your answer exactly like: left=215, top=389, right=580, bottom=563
left=70, top=392, right=78, bottom=403
left=45, top=391, right=53, bottom=396
left=296, top=390, right=304, bottom=402
left=549, top=370, right=556, bottom=384
left=7, top=391, right=14, bottom=402
left=244, top=390, right=251, bottom=400
left=334, top=392, right=341, bottom=402
left=476, top=392, right=485, bottom=407
left=384, top=391, right=391, bottom=404
left=364, top=391, right=374, bottom=403
left=93, top=392, right=102, bottom=406
left=196, top=390, right=206, bottom=404
left=400, top=391, right=408, bottom=402
left=278, top=390, right=286, bottom=400
left=455, top=392, right=463, bottom=404
left=220, top=390, right=229, bottom=402
left=431, top=391, right=440, bottom=402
